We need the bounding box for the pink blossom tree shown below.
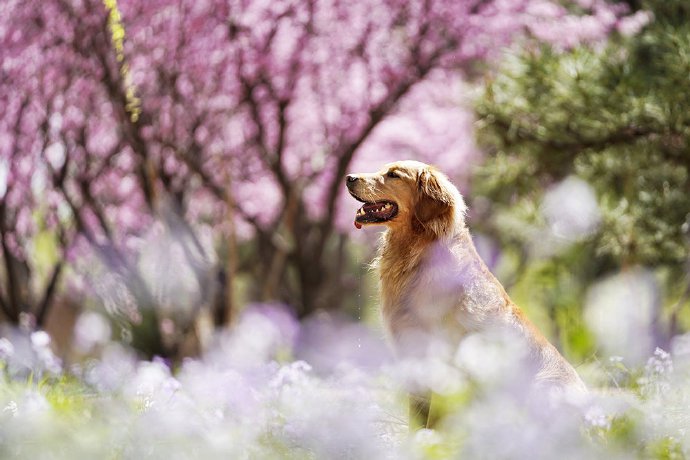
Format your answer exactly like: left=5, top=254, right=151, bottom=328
left=1, top=0, right=632, bottom=356
left=1, top=0, right=174, bottom=355
left=120, top=0, right=630, bottom=316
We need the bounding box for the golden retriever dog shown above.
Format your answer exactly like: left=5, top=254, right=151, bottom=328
left=346, top=160, right=586, bottom=428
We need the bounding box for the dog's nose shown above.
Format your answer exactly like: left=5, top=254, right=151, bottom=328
left=346, top=175, right=358, bottom=184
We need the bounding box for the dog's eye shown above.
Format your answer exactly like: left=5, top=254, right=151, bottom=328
left=386, top=171, right=400, bottom=179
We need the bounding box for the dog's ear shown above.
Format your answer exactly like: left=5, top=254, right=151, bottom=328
left=414, top=167, right=455, bottom=234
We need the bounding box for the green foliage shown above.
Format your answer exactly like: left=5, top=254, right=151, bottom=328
left=473, top=0, right=690, bottom=355
left=475, top=0, right=690, bottom=268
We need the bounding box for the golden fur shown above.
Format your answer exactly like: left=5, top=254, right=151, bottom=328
left=346, top=160, right=586, bottom=427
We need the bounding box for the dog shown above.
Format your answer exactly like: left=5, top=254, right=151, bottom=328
left=346, top=160, right=587, bottom=428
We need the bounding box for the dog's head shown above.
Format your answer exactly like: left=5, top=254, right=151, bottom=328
left=346, top=160, right=466, bottom=237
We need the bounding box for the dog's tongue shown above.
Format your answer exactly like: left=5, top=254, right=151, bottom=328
left=354, top=221, right=362, bottom=229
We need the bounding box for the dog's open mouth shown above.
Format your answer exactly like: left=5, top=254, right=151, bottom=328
left=354, top=201, right=398, bottom=229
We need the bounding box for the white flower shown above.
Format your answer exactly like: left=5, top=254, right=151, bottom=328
left=0, top=338, right=14, bottom=360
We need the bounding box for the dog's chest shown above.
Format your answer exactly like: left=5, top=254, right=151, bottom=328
left=379, top=240, right=507, bottom=340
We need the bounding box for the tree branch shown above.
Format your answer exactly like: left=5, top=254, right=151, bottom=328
left=35, top=262, right=64, bottom=328
left=0, top=202, right=21, bottom=323
left=0, top=98, right=31, bottom=323
left=0, top=288, right=11, bottom=321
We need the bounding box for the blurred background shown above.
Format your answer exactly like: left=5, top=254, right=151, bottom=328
left=0, top=0, right=688, bottom=372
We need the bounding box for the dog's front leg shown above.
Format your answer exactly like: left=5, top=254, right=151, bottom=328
left=388, top=313, right=436, bottom=430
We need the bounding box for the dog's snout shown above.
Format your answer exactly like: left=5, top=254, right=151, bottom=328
left=346, top=175, right=358, bottom=183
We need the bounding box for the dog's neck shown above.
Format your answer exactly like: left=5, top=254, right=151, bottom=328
left=375, top=221, right=469, bottom=309
left=384, top=214, right=465, bottom=248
